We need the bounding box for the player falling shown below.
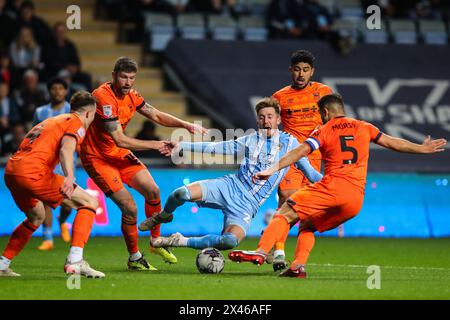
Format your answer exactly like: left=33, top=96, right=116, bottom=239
left=0, top=92, right=104, bottom=278
left=270, top=50, right=332, bottom=270
left=138, top=97, right=322, bottom=251
left=229, top=93, right=447, bottom=278
left=79, top=57, right=207, bottom=271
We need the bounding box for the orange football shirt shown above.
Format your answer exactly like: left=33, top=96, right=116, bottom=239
left=5, top=113, right=86, bottom=178
left=272, top=82, right=332, bottom=159
left=81, top=82, right=145, bottom=159
left=305, top=116, right=382, bottom=190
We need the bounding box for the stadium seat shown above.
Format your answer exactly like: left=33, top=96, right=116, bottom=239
left=359, top=19, right=389, bottom=44
left=208, top=15, right=238, bottom=41
left=418, top=20, right=448, bottom=45
left=331, top=18, right=359, bottom=42
left=248, top=0, right=269, bottom=16
left=238, top=16, right=268, bottom=41
left=177, top=14, right=207, bottom=40
left=144, top=13, right=175, bottom=52
left=389, top=19, right=418, bottom=44
left=337, top=0, right=364, bottom=19
left=320, top=0, right=337, bottom=17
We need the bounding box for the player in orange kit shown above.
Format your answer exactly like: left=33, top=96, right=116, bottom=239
left=270, top=50, right=332, bottom=269
left=229, top=93, right=447, bottom=278
left=80, top=57, right=207, bottom=271
left=0, top=91, right=105, bottom=278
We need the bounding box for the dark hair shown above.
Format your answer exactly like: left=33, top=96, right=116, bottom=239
left=291, top=50, right=315, bottom=67
left=70, top=91, right=96, bottom=111
left=47, top=77, right=68, bottom=91
left=318, top=93, right=344, bottom=111
left=113, top=57, right=138, bottom=73
left=255, top=97, right=280, bottom=115
left=20, top=0, right=35, bottom=11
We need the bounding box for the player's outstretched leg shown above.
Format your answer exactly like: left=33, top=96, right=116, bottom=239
left=0, top=202, right=45, bottom=276
left=152, top=232, right=239, bottom=251
left=62, top=188, right=105, bottom=278
left=38, top=205, right=54, bottom=251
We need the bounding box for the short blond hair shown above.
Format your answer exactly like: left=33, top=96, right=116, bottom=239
left=254, top=97, right=280, bottom=115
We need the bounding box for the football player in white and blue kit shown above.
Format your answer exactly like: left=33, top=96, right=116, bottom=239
left=138, top=97, right=323, bottom=251
left=33, top=77, right=74, bottom=250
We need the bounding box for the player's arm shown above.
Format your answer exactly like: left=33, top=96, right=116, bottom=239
left=138, top=103, right=208, bottom=135
left=59, top=136, right=77, bottom=199
left=104, top=120, right=166, bottom=151
left=295, top=157, right=323, bottom=183
left=376, top=134, right=447, bottom=154
left=178, top=136, right=247, bottom=156
left=253, top=143, right=312, bottom=181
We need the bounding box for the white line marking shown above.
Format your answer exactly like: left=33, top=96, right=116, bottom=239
left=308, top=263, right=450, bottom=272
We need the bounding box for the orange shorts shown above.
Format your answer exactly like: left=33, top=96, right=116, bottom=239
left=81, top=152, right=146, bottom=196
left=4, top=173, right=67, bottom=213
left=286, top=176, right=364, bottom=233
left=278, top=158, right=322, bottom=192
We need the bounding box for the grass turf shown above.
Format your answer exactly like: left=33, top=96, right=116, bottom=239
left=0, top=236, right=449, bottom=300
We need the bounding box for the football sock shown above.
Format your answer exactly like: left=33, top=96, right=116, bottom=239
left=2, top=220, right=38, bottom=260
left=257, top=214, right=290, bottom=254
left=164, top=186, right=191, bottom=213
left=187, top=233, right=238, bottom=250
left=129, top=251, right=142, bottom=261
left=274, top=242, right=285, bottom=251
left=67, top=246, right=83, bottom=264
left=0, top=256, right=11, bottom=270
left=121, top=215, right=139, bottom=255
left=42, top=226, right=53, bottom=241
left=145, top=198, right=162, bottom=239
left=71, top=206, right=96, bottom=248
left=293, top=230, right=315, bottom=266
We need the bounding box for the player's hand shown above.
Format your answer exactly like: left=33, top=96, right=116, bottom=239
left=61, top=176, right=75, bottom=199
left=422, top=135, right=447, bottom=153
left=158, top=140, right=178, bottom=157
left=185, top=122, right=208, bottom=135
left=252, top=168, right=275, bottom=183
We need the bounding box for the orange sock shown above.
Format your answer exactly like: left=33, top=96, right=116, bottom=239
left=274, top=242, right=285, bottom=251
left=145, top=199, right=161, bottom=239
left=71, top=206, right=96, bottom=248
left=121, top=215, right=139, bottom=254
left=2, top=220, right=38, bottom=260
left=292, top=230, right=315, bottom=266
left=257, top=214, right=290, bottom=254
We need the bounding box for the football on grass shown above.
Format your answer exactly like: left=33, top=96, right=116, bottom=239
left=196, top=248, right=225, bottom=274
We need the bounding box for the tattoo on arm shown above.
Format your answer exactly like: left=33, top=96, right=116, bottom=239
left=138, top=103, right=156, bottom=119
left=104, top=121, right=119, bottom=133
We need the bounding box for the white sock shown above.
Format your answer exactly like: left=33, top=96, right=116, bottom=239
left=178, top=235, right=189, bottom=247
left=129, top=251, right=142, bottom=261
left=68, top=246, right=83, bottom=264
left=0, top=256, right=11, bottom=270
left=274, top=249, right=285, bottom=258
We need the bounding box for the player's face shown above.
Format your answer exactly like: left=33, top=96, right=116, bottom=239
left=113, top=71, right=136, bottom=96
left=257, top=107, right=281, bottom=138
left=49, top=83, right=67, bottom=104
left=289, top=62, right=314, bottom=89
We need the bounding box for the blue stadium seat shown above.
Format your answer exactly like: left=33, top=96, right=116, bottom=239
left=360, top=19, right=389, bottom=44
left=332, top=18, right=360, bottom=42
left=238, top=16, right=268, bottom=41
left=337, top=0, right=364, bottom=19
left=418, top=20, right=448, bottom=45
left=248, top=0, right=269, bottom=16
left=144, top=13, right=175, bottom=52
left=208, top=15, right=238, bottom=41
left=177, top=14, right=207, bottom=40
left=389, top=19, right=418, bottom=44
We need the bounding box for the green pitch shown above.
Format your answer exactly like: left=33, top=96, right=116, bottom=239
left=0, top=237, right=449, bottom=300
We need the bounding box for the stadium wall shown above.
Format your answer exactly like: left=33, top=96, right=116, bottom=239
left=1, top=168, right=449, bottom=238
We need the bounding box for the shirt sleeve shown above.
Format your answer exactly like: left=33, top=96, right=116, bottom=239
left=131, top=89, right=146, bottom=111
left=179, top=136, right=247, bottom=156
left=365, top=122, right=383, bottom=143
left=295, top=157, right=323, bottom=183
left=93, top=90, right=119, bottom=122
left=64, top=118, right=86, bottom=145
